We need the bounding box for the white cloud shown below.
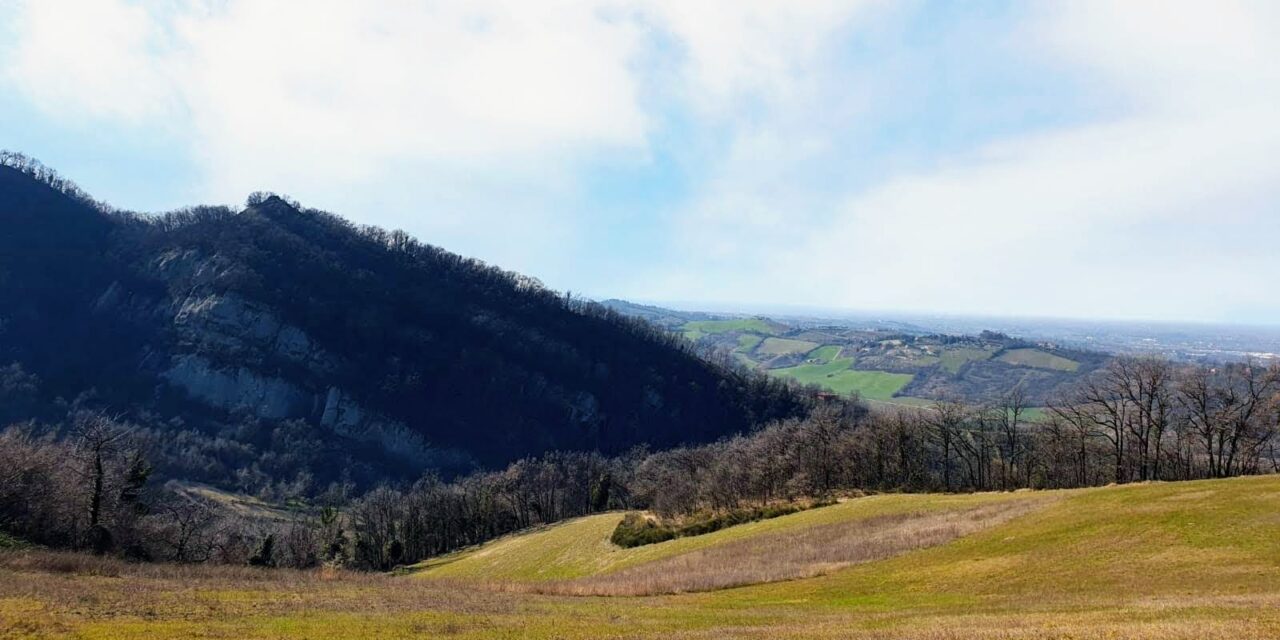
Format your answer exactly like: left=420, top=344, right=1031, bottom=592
left=638, top=0, right=1280, bottom=323
left=1034, top=0, right=1280, bottom=114
left=4, top=0, right=870, bottom=191
left=4, top=0, right=181, bottom=121
left=4, top=0, right=1278, bottom=322
left=2, top=0, right=872, bottom=279
left=176, top=1, right=652, bottom=186
left=637, top=1, right=876, bottom=113
left=773, top=109, right=1280, bottom=318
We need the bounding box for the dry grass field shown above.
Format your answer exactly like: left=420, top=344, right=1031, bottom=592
left=3, top=475, right=1280, bottom=639
left=507, top=500, right=1048, bottom=596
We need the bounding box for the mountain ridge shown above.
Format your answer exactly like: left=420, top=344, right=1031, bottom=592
left=0, top=156, right=809, bottom=490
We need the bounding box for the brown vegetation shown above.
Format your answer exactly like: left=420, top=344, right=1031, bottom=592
left=0, top=548, right=516, bottom=620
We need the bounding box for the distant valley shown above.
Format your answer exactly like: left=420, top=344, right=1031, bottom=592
left=604, top=299, right=1279, bottom=412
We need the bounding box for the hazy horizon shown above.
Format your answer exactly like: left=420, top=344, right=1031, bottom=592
left=608, top=296, right=1280, bottom=331
left=3, top=1, right=1278, bottom=325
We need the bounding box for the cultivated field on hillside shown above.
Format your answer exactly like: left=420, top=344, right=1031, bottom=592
left=682, top=318, right=779, bottom=339
left=939, top=347, right=994, bottom=373
left=997, top=348, right=1081, bottom=371
left=757, top=337, right=821, bottom=356
left=667, top=310, right=1105, bottom=407
left=772, top=356, right=915, bottom=399
left=3, top=476, right=1278, bottom=639
left=805, top=345, right=842, bottom=362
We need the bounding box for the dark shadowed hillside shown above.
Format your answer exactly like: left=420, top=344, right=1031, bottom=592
left=0, top=155, right=808, bottom=491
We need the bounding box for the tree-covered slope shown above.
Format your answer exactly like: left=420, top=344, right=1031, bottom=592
left=0, top=157, right=807, bottom=487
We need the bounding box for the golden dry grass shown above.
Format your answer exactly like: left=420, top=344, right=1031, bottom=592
left=505, top=499, right=1047, bottom=596
left=415, top=490, right=1034, bottom=582
left=2, top=476, right=1279, bottom=639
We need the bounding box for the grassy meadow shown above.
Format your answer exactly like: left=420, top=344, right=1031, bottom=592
left=682, top=318, right=778, bottom=337
left=997, top=348, right=1081, bottom=372
left=3, top=475, right=1280, bottom=638
left=773, top=355, right=915, bottom=400
left=805, top=345, right=842, bottom=362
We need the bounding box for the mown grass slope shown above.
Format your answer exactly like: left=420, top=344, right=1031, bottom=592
left=413, top=491, right=1035, bottom=583
left=3, top=476, right=1279, bottom=639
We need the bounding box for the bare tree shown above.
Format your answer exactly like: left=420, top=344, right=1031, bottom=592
left=1052, top=371, right=1129, bottom=484
left=797, top=403, right=851, bottom=496
left=995, top=386, right=1029, bottom=489
left=1111, top=357, right=1174, bottom=480
left=72, top=413, right=134, bottom=552
left=154, top=493, right=219, bottom=562
left=1179, top=361, right=1280, bottom=477
left=930, top=400, right=967, bottom=491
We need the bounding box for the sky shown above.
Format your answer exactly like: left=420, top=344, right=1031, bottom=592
left=1, top=1, right=1278, bottom=325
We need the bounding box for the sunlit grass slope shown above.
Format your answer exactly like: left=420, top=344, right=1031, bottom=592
left=4, top=476, right=1280, bottom=639
left=413, top=491, right=1040, bottom=582
left=709, top=474, right=1280, bottom=609
left=417, top=475, right=1280, bottom=604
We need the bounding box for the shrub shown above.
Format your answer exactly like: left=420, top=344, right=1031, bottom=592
left=610, top=514, right=676, bottom=548
left=0, top=531, right=28, bottom=550
left=610, top=500, right=836, bottom=549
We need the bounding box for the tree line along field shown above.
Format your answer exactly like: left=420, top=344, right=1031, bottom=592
left=3, top=475, right=1278, bottom=638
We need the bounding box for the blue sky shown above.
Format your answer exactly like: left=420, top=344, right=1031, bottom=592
left=2, top=1, right=1278, bottom=324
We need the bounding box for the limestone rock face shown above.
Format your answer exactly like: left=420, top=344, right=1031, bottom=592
left=144, top=250, right=429, bottom=462
left=162, top=354, right=308, bottom=420
left=172, top=292, right=330, bottom=369
left=316, top=385, right=432, bottom=460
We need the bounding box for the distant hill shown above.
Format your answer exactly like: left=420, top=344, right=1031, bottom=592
left=602, top=301, right=1109, bottom=408
left=0, top=155, right=808, bottom=490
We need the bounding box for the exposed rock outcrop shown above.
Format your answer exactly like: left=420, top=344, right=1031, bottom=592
left=162, top=354, right=308, bottom=420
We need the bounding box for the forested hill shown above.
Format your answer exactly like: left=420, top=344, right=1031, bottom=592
left=0, top=155, right=808, bottom=490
